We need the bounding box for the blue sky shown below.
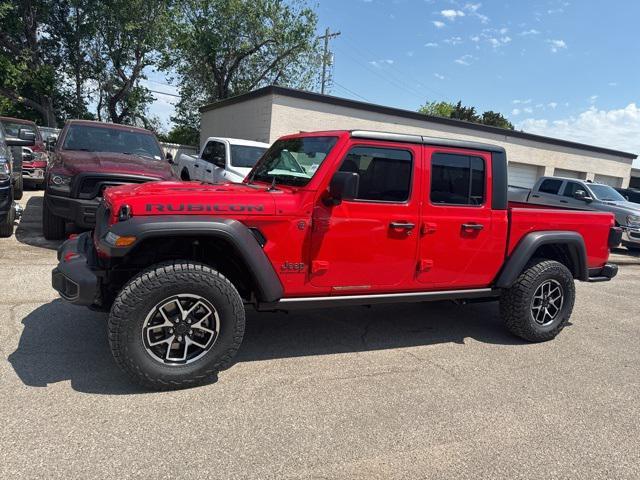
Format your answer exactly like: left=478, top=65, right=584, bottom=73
left=147, top=0, right=640, bottom=165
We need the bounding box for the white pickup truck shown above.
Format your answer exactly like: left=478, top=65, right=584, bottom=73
left=175, top=137, right=269, bottom=184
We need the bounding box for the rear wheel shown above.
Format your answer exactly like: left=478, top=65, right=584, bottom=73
left=500, top=259, right=575, bottom=342
left=108, top=261, right=246, bottom=390
left=13, top=177, right=23, bottom=200
left=0, top=205, right=15, bottom=238
left=42, top=196, right=66, bottom=240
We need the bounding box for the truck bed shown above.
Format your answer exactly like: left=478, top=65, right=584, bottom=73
left=508, top=202, right=614, bottom=269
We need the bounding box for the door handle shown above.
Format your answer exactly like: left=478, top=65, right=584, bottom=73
left=194, top=164, right=200, bottom=168
left=531, top=194, right=540, bottom=198
left=461, top=223, right=484, bottom=231
left=206, top=169, right=212, bottom=173
left=390, top=222, right=415, bottom=230
left=560, top=200, right=568, bottom=203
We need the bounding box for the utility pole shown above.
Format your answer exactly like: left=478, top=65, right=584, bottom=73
left=319, top=27, right=341, bottom=94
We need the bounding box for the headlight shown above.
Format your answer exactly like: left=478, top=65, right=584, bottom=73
left=627, top=215, right=640, bottom=228
left=0, top=158, right=10, bottom=181
left=48, top=173, right=72, bottom=194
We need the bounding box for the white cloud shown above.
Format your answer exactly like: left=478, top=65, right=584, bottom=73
left=589, top=95, right=599, bottom=103
left=513, top=99, right=532, bottom=105
left=369, top=59, right=394, bottom=68
left=499, top=27, right=509, bottom=35
left=464, top=3, right=489, bottom=23
left=518, top=104, right=640, bottom=159
left=470, top=35, right=480, bottom=42
left=520, top=29, right=540, bottom=36
left=548, top=39, right=567, bottom=52
left=523, top=107, right=533, bottom=114
left=512, top=108, right=521, bottom=115
left=454, top=54, right=474, bottom=65
left=434, top=73, right=445, bottom=80
left=425, top=42, right=439, bottom=47
left=465, top=3, right=481, bottom=12
left=441, top=9, right=465, bottom=20
left=406, top=50, right=414, bottom=57
left=432, top=20, right=446, bottom=28
left=608, top=82, right=618, bottom=87
left=444, top=36, right=463, bottom=45
left=548, top=102, right=558, bottom=109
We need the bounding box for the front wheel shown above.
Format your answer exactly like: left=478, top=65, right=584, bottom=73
left=42, top=197, right=66, bottom=240
left=108, top=261, right=246, bottom=390
left=0, top=206, right=15, bottom=238
left=14, top=177, right=23, bottom=200
left=499, top=259, right=575, bottom=342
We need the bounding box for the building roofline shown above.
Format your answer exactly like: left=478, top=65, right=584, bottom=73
left=200, top=85, right=638, bottom=160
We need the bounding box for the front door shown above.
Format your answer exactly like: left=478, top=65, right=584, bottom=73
left=310, top=142, right=421, bottom=290
left=417, top=148, right=507, bottom=288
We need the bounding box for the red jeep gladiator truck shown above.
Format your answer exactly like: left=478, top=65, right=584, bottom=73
left=43, top=120, right=176, bottom=239
left=51, top=130, right=620, bottom=390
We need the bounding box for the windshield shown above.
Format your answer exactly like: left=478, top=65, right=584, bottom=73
left=230, top=145, right=267, bottom=168
left=2, top=121, right=39, bottom=140
left=587, top=184, right=626, bottom=202
left=249, top=136, right=338, bottom=187
left=62, top=124, right=163, bottom=159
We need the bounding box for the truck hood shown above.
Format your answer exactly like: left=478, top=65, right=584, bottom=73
left=103, top=181, right=277, bottom=217
left=600, top=200, right=640, bottom=212
left=60, top=150, right=175, bottom=179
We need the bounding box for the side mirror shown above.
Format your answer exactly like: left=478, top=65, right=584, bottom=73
left=166, top=152, right=174, bottom=164
left=574, top=189, right=593, bottom=202
left=213, top=156, right=225, bottom=168
left=46, top=135, right=58, bottom=150
left=22, top=147, right=34, bottom=163
left=327, top=171, right=359, bottom=205
left=18, top=128, right=36, bottom=142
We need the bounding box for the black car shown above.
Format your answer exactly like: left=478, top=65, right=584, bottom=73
left=0, top=123, right=35, bottom=237
left=616, top=187, right=640, bottom=205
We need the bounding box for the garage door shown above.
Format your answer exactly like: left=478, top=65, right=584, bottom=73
left=554, top=168, right=586, bottom=179
left=594, top=174, right=623, bottom=187
left=508, top=163, right=540, bottom=188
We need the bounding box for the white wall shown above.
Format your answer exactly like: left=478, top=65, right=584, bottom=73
left=268, top=94, right=634, bottom=187
left=200, top=94, right=274, bottom=148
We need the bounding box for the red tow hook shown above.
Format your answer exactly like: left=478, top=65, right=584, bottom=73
left=63, top=252, right=80, bottom=262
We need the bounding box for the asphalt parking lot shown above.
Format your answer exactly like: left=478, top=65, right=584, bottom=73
left=1, top=189, right=639, bottom=479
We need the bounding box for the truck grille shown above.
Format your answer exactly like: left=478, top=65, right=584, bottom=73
left=76, top=176, right=150, bottom=199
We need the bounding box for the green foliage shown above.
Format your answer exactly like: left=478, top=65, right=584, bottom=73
left=161, top=125, right=200, bottom=147
left=165, top=0, right=322, bottom=132
left=419, top=100, right=514, bottom=130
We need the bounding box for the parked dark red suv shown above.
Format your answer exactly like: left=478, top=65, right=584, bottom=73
left=43, top=120, right=176, bottom=239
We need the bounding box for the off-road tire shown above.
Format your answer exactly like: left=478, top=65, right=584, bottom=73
left=626, top=245, right=640, bottom=253
left=181, top=169, right=190, bottom=181
left=0, top=206, right=15, bottom=238
left=500, top=259, right=575, bottom=342
left=42, top=196, right=66, bottom=240
left=108, top=261, right=246, bottom=390
left=13, top=177, right=23, bottom=200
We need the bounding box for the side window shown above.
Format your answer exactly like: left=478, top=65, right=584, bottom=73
left=563, top=181, right=582, bottom=198
left=338, top=146, right=413, bottom=202
left=538, top=179, right=563, bottom=195
left=430, top=153, right=485, bottom=206
left=200, top=141, right=216, bottom=161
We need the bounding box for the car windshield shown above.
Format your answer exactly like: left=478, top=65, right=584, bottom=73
left=230, top=145, right=268, bottom=168
left=587, top=184, right=626, bottom=202
left=249, top=136, right=338, bottom=187
left=62, top=124, right=163, bottom=159
left=2, top=121, right=38, bottom=139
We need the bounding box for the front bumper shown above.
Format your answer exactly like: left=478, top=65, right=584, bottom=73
left=621, top=226, right=640, bottom=246
left=52, top=232, right=100, bottom=305
left=587, top=263, right=618, bottom=283
left=46, top=193, right=100, bottom=228
left=22, top=167, right=46, bottom=184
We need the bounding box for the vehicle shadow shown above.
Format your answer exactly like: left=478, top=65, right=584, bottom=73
left=14, top=195, right=64, bottom=250
left=8, top=298, right=527, bottom=395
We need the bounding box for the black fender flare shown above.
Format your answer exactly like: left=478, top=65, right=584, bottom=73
left=101, top=216, right=284, bottom=302
left=495, top=231, right=588, bottom=288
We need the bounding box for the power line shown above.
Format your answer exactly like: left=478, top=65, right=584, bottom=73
left=332, top=81, right=371, bottom=102
left=148, top=89, right=180, bottom=98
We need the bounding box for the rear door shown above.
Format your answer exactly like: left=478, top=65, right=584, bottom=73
left=530, top=178, right=564, bottom=207
left=417, top=148, right=507, bottom=288
left=310, top=141, right=422, bottom=290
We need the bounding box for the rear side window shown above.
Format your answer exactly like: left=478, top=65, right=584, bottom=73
left=338, top=146, right=413, bottom=202
left=539, top=179, right=562, bottom=194
left=430, top=153, right=485, bottom=205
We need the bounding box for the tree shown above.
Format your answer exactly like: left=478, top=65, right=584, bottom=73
left=165, top=0, right=322, bottom=134
left=481, top=110, right=514, bottom=130
left=418, top=99, right=514, bottom=130
left=90, top=0, right=170, bottom=125
left=0, top=0, right=59, bottom=126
